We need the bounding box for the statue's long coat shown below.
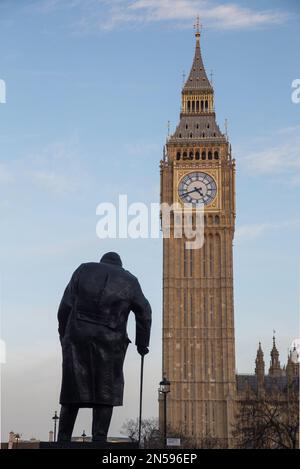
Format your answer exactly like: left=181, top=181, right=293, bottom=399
left=58, top=258, right=151, bottom=407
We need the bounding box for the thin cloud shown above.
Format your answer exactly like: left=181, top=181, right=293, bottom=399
left=1, top=140, right=87, bottom=196
left=0, top=163, right=14, bottom=183
left=242, top=125, right=300, bottom=183
left=32, top=0, right=288, bottom=32
left=236, top=219, right=300, bottom=242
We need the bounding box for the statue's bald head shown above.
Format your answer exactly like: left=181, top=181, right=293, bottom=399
left=100, top=252, right=122, bottom=267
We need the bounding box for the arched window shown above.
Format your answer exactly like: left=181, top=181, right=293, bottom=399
left=205, top=100, right=208, bottom=109
left=214, top=151, right=219, bottom=159
left=196, top=100, right=199, bottom=111
left=215, top=215, right=220, bottom=225
left=189, top=151, right=193, bottom=159
left=190, top=132, right=193, bottom=138
left=187, top=100, right=191, bottom=111
left=208, top=151, right=212, bottom=160
left=202, top=132, right=205, bottom=138
left=176, top=151, right=181, bottom=160
left=179, top=133, right=182, bottom=138
left=202, top=151, right=206, bottom=160
left=185, top=124, right=188, bottom=129
left=192, top=101, right=195, bottom=111
left=201, top=100, right=204, bottom=111
left=196, top=123, right=199, bottom=129
left=195, top=151, right=200, bottom=160
left=183, top=151, right=187, bottom=159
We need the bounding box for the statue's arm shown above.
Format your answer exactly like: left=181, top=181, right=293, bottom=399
left=131, top=279, right=152, bottom=350
left=57, top=283, right=72, bottom=339
left=57, top=264, right=83, bottom=340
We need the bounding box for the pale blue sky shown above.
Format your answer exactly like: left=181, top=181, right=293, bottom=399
left=0, top=0, right=299, bottom=440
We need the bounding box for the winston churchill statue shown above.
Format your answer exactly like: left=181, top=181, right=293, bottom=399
left=57, top=252, right=152, bottom=442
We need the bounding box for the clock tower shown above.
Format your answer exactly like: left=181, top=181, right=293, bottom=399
left=160, top=26, right=236, bottom=446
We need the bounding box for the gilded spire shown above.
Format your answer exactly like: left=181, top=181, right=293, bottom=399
left=183, top=18, right=212, bottom=92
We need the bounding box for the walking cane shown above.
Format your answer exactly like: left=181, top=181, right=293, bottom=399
left=138, top=354, right=144, bottom=448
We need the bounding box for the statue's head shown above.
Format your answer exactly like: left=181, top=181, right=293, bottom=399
left=100, top=251, right=123, bottom=267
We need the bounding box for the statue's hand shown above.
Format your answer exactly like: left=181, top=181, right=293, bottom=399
left=137, top=345, right=149, bottom=356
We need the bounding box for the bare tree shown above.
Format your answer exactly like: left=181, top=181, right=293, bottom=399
left=234, top=391, right=299, bottom=449
left=121, top=418, right=162, bottom=448
left=121, top=418, right=225, bottom=449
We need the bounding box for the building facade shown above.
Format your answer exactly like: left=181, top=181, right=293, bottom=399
left=159, top=27, right=236, bottom=445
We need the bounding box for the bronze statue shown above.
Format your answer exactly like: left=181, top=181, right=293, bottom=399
left=57, top=252, right=152, bottom=442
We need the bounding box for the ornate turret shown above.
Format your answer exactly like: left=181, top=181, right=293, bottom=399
left=255, top=342, right=265, bottom=391
left=269, top=333, right=282, bottom=377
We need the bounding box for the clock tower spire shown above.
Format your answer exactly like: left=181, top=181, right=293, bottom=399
left=160, top=24, right=236, bottom=447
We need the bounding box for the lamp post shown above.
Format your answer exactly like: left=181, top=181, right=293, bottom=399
left=52, top=411, right=59, bottom=442
left=81, top=430, right=87, bottom=443
left=159, top=376, right=170, bottom=448
left=14, top=433, right=20, bottom=449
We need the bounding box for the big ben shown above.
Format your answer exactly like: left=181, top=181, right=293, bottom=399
left=160, top=24, right=236, bottom=446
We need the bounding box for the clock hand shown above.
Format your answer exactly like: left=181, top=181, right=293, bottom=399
left=193, top=187, right=204, bottom=197
left=181, top=186, right=201, bottom=197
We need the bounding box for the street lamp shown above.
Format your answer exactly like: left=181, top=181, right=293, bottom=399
left=159, top=376, right=170, bottom=448
left=81, top=430, right=87, bottom=443
left=52, top=411, right=59, bottom=443
left=14, top=433, right=20, bottom=449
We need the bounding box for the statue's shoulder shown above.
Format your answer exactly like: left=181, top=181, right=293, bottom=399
left=122, top=268, right=138, bottom=283
left=79, top=262, right=98, bottom=269
left=76, top=262, right=99, bottom=274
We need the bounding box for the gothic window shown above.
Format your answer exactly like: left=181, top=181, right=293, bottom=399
left=183, top=343, right=187, bottom=379
left=190, top=133, right=193, bottom=138
left=184, top=290, right=188, bottom=327
left=202, top=234, right=206, bottom=277
left=176, top=151, right=181, bottom=160
left=215, top=215, right=220, bottom=225
left=189, top=151, right=193, bottom=159
left=212, top=404, right=216, bottom=436
left=192, top=101, right=195, bottom=111
left=196, top=100, right=199, bottom=111
left=195, top=151, right=200, bottom=160
left=183, top=151, right=187, bottom=159
left=209, top=234, right=214, bottom=276
left=201, top=151, right=206, bottom=159
left=179, top=133, right=182, bottom=138
left=215, top=233, right=221, bottom=276
left=214, top=150, right=219, bottom=159
left=208, top=151, right=212, bottom=160
left=187, top=100, right=191, bottom=111
left=201, top=100, right=204, bottom=111
left=202, top=132, right=205, bottom=138
left=205, top=100, right=208, bottom=109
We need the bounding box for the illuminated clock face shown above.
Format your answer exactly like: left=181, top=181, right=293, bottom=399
left=178, top=172, right=217, bottom=206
